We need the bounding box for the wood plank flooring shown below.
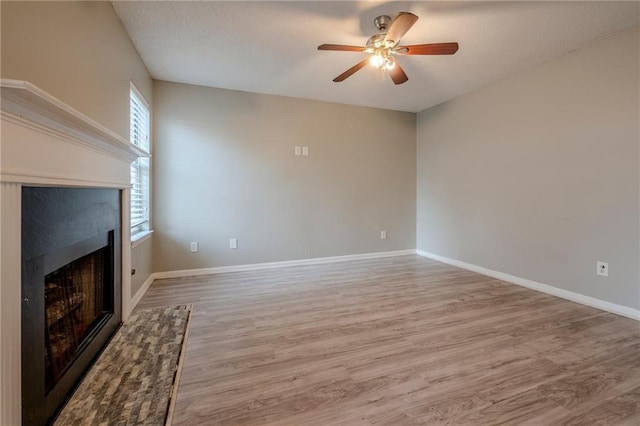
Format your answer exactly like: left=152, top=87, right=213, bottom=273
left=137, top=255, right=640, bottom=425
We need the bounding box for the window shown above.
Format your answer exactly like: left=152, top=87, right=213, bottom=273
left=130, top=84, right=150, bottom=237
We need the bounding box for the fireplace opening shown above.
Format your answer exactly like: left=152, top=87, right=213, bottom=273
left=44, top=244, right=114, bottom=393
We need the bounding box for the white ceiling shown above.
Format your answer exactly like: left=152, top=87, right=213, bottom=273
left=112, top=1, right=640, bottom=113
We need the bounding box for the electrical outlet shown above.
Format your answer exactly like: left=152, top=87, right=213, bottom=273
left=302, top=146, right=309, bottom=156
left=294, top=146, right=301, bottom=156
left=596, top=261, right=608, bottom=277
left=190, top=241, right=198, bottom=253
left=230, top=238, right=238, bottom=249
left=380, top=230, right=387, bottom=240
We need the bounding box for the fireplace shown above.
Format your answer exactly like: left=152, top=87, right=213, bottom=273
left=22, top=187, right=122, bottom=426
left=1, top=80, right=140, bottom=425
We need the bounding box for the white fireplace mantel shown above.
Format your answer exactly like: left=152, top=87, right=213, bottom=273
left=0, top=79, right=144, bottom=425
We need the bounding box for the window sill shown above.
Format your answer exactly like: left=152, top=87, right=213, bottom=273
left=131, top=230, right=154, bottom=248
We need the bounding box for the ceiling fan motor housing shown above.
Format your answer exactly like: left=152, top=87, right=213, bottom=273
left=366, top=33, right=386, bottom=49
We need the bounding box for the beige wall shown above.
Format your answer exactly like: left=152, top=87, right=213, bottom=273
left=131, top=237, right=153, bottom=296
left=1, top=0, right=154, bottom=300
left=417, top=27, right=640, bottom=309
left=153, top=81, right=416, bottom=272
left=1, top=1, right=151, bottom=139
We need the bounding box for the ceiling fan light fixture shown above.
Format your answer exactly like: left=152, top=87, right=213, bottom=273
left=370, top=52, right=385, bottom=68
left=369, top=49, right=395, bottom=70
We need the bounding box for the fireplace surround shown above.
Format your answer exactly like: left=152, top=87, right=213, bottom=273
left=0, top=80, right=145, bottom=425
left=22, top=187, right=122, bottom=425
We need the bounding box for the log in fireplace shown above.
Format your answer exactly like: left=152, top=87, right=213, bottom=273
left=21, top=187, right=122, bottom=425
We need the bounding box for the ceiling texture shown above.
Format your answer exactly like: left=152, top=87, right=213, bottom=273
left=112, top=1, right=640, bottom=113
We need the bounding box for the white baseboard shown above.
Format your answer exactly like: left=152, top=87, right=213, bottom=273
left=153, top=249, right=417, bottom=280
left=416, top=250, right=640, bottom=321
left=129, top=272, right=156, bottom=314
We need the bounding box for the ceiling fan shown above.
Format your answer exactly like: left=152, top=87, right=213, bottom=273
left=317, top=12, right=459, bottom=85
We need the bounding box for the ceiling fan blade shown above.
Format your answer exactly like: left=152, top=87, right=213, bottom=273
left=383, top=12, right=418, bottom=46
left=318, top=44, right=366, bottom=52
left=397, top=42, right=459, bottom=55
left=333, top=58, right=370, bottom=82
left=388, top=58, right=408, bottom=85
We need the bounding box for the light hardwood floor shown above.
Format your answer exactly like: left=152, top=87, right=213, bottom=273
left=137, top=255, right=640, bottom=425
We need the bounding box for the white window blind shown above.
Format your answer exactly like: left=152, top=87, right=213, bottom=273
left=130, top=85, right=150, bottom=236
